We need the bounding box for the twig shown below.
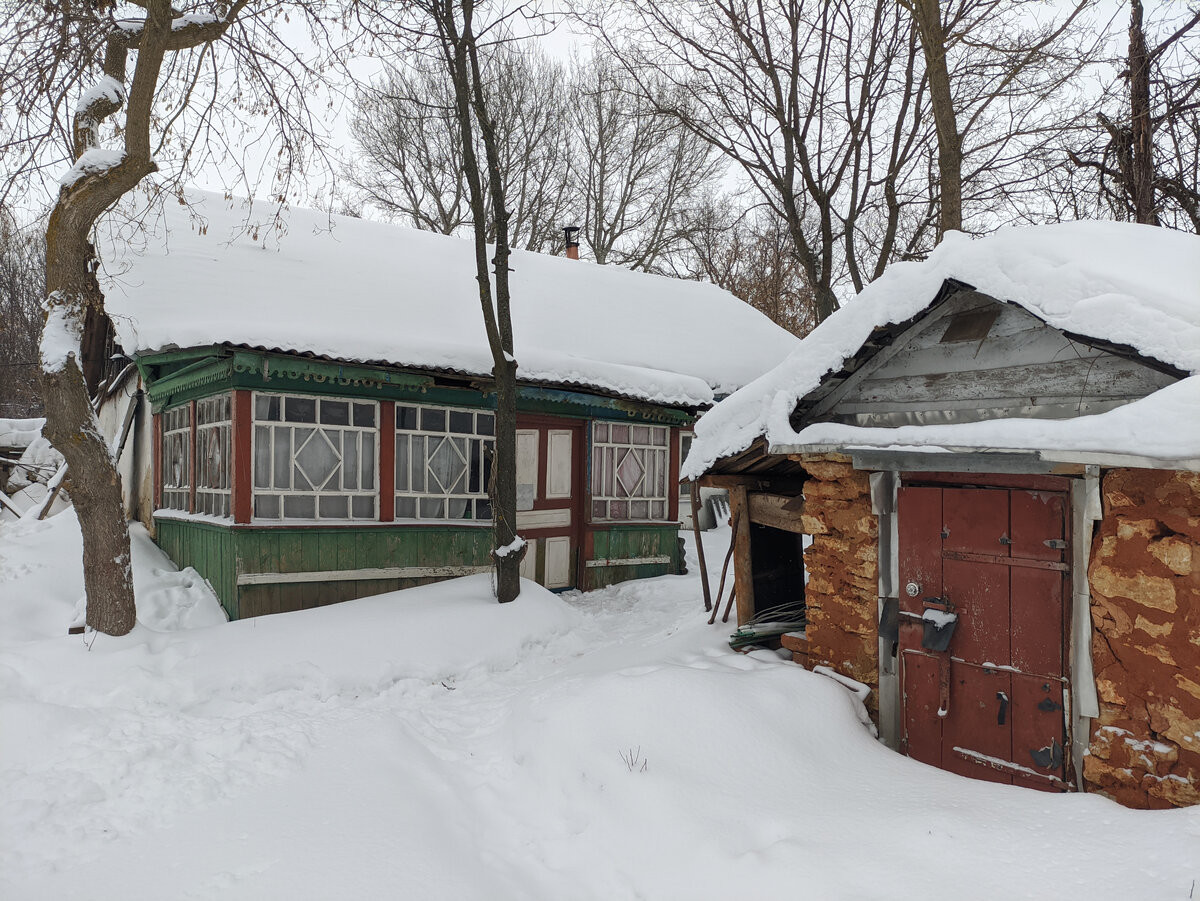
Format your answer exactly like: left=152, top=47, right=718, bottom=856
left=721, top=586, right=736, bottom=624
left=27, top=463, right=68, bottom=521
left=708, top=508, right=740, bottom=625
left=689, top=480, right=712, bottom=612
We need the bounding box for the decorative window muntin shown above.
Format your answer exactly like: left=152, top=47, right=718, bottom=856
left=395, top=403, right=494, bottom=521
left=160, top=404, right=190, bottom=511
left=678, top=431, right=694, bottom=505
left=590, top=422, right=670, bottom=521
left=195, top=394, right=231, bottom=518
left=251, top=393, right=378, bottom=521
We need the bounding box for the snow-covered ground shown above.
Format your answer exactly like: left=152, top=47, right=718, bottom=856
left=2, top=511, right=1197, bottom=900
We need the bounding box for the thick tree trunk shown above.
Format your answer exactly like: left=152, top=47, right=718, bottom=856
left=910, top=0, right=963, bottom=236
left=492, top=361, right=521, bottom=602
left=42, top=213, right=136, bottom=635
left=1128, top=0, right=1156, bottom=225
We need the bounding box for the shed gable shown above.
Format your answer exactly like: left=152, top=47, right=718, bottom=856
left=803, top=290, right=1180, bottom=430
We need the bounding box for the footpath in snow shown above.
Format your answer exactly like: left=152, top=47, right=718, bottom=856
left=1, top=510, right=1197, bottom=900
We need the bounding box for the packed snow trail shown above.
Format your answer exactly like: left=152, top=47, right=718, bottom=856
left=2, top=514, right=1198, bottom=900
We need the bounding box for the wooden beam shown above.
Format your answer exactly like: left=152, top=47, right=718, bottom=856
left=747, top=492, right=806, bottom=533
left=728, top=485, right=755, bottom=626
left=699, top=473, right=807, bottom=492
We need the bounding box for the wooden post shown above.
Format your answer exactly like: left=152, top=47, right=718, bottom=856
left=379, top=400, right=395, bottom=523
left=690, top=480, right=712, bottom=612
left=728, top=485, right=755, bottom=626
left=231, top=390, right=253, bottom=524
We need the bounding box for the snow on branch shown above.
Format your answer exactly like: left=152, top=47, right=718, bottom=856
left=74, top=76, right=126, bottom=115
left=58, top=149, right=127, bottom=189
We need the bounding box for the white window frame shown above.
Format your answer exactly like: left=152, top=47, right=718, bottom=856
left=251, top=392, right=379, bottom=522
left=194, top=394, right=232, bottom=518
left=590, top=421, right=670, bottom=522
left=394, top=402, right=495, bottom=522
left=160, top=403, right=191, bottom=512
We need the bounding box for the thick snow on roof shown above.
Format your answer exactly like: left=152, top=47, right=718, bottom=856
left=683, top=221, right=1200, bottom=477
left=100, top=192, right=798, bottom=408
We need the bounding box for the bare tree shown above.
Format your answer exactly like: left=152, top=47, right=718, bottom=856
left=0, top=209, right=45, bottom=417
left=1068, top=3, right=1200, bottom=231
left=683, top=197, right=815, bottom=335
left=0, top=0, right=333, bottom=634
left=901, top=0, right=1100, bottom=240
left=349, top=44, right=575, bottom=251
left=600, top=0, right=935, bottom=321
left=351, top=0, right=527, bottom=602
left=569, top=52, right=724, bottom=270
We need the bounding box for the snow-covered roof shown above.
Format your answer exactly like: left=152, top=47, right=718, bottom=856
left=683, top=221, right=1200, bottom=477
left=99, top=192, right=799, bottom=408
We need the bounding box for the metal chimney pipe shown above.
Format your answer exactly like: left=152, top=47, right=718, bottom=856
left=563, top=225, right=580, bottom=260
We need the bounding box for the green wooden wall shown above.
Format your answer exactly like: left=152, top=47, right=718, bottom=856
left=583, top=524, right=684, bottom=591
left=155, top=518, right=239, bottom=619
left=234, top=525, right=492, bottom=618
left=155, top=519, right=682, bottom=619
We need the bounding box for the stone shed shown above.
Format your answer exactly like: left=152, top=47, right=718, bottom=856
left=684, top=222, right=1200, bottom=808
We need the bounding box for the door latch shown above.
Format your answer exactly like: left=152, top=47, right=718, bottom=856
left=1043, top=538, right=1067, bottom=550
left=996, top=691, right=1009, bottom=726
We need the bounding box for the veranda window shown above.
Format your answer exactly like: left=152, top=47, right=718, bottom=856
left=591, top=422, right=670, bottom=521
left=160, top=404, right=190, bottom=511
left=195, top=394, right=231, bottom=517
left=252, top=393, right=378, bottom=521
left=394, top=404, right=494, bottom=521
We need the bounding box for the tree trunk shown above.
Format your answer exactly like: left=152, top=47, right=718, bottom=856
left=1128, top=0, right=1156, bottom=225
left=492, top=360, right=521, bottom=602
left=42, top=212, right=136, bottom=636
left=910, top=0, right=963, bottom=236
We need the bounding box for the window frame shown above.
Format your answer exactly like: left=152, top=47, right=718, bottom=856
left=590, top=421, right=671, bottom=522
left=159, top=402, right=191, bottom=513
left=393, top=402, right=495, bottom=523
left=194, top=394, right=232, bottom=518
left=250, top=391, right=380, bottom=523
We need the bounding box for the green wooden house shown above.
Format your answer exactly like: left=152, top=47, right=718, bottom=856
left=98, top=192, right=798, bottom=619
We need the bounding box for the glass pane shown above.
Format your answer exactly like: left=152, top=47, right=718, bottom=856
left=412, top=436, right=426, bottom=493
left=321, top=400, right=349, bottom=425
left=651, top=500, right=666, bottom=520
left=273, top=426, right=291, bottom=489
left=631, top=500, right=649, bottom=519
left=610, top=500, right=628, bottom=520
left=475, top=498, right=492, bottom=521
left=469, top=440, right=481, bottom=493
left=449, top=411, right=473, bottom=434
left=354, top=403, right=376, bottom=428
left=611, top=424, right=629, bottom=443
left=396, top=405, right=418, bottom=430
left=594, top=422, right=608, bottom=442
left=294, top=428, right=338, bottom=489
left=447, top=497, right=471, bottom=519
left=655, top=451, right=666, bottom=495
left=419, top=497, right=444, bottom=519
left=428, top=437, right=454, bottom=492
left=255, top=494, right=280, bottom=518
left=421, top=407, right=445, bottom=432
left=591, top=451, right=602, bottom=495
left=285, top=396, right=316, bottom=422
left=632, top=425, right=650, bottom=445
left=352, top=495, right=375, bottom=519
left=652, top=427, right=668, bottom=446
left=256, top=395, right=280, bottom=421
left=283, top=495, right=316, bottom=519
left=395, top=437, right=410, bottom=492
left=476, top=413, right=494, bottom=436
left=361, top=433, right=375, bottom=489
left=343, top=431, right=358, bottom=490
left=396, top=496, right=417, bottom=519
left=319, top=495, right=348, bottom=518
left=481, top=441, right=493, bottom=494
left=593, top=500, right=606, bottom=520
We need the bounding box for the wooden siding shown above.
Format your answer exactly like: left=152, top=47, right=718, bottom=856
left=810, top=292, right=1179, bottom=428
left=155, top=518, right=239, bottom=619
left=583, top=524, right=682, bottom=591
left=234, top=525, right=493, bottom=618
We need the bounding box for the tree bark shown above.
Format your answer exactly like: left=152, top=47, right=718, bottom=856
left=909, top=0, right=963, bottom=237
left=1128, top=0, right=1156, bottom=225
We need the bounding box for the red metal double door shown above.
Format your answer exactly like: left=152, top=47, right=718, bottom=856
left=898, top=482, right=1070, bottom=790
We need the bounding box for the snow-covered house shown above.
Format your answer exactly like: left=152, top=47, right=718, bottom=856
left=683, top=222, right=1200, bottom=809
left=97, top=192, right=798, bottom=620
